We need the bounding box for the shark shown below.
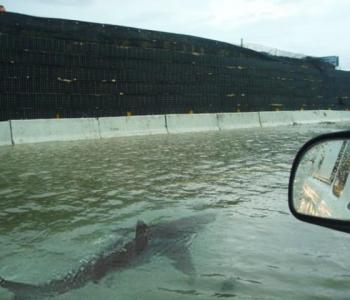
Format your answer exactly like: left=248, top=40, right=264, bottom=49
left=0, top=213, right=215, bottom=300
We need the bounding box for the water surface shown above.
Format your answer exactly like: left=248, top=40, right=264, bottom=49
left=1, top=123, right=350, bottom=299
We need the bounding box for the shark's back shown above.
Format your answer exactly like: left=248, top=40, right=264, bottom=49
left=0, top=213, right=215, bottom=299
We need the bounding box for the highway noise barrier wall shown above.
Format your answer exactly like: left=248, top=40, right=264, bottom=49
left=1, top=111, right=350, bottom=146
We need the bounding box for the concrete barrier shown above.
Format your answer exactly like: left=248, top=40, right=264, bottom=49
left=292, top=110, right=350, bottom=124
left=99, top=115, right=167, bottom=138
left=259, top=111, right=294, bottom=127
left=217, top=112, right=260, bottom=130
left=2, top=110, right=350, bottom=147
left=324, top=110, right=350, bottom=123
left=166, top=114, right=219, bottom=133
left=11, top=118, right=100, bottom=144
left=291, top=110, right=327, bottom=124
left=0, top=121, right=12, bottom=146
left=321, top=110, right=345, bottom=122
left=336, top=111, right=350, bottom=122
left=318, top=110, right=338, bottom=122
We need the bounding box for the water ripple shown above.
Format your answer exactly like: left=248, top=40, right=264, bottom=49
left=1, top=123, right=350, bottom=299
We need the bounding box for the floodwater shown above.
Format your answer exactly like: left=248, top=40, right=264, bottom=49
left=1, top=123, right=350, bottom=300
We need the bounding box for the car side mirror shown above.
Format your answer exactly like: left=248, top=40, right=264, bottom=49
left=289, top=131, right=350, bottom=233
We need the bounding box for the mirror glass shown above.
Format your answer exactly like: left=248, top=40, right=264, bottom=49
left=293, top=139, right=350, bottom=220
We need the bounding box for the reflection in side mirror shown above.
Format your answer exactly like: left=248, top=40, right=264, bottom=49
left=289, top=132, right=350, bottom=233
left=293, top=139, right=350, bottom=219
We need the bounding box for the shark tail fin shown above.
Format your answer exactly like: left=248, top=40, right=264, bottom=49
left=135, top=220, right=149, bottom=253
left=0, top=276, right=43, bottom=300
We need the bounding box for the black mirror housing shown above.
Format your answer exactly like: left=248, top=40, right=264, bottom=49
left=289, top=131, right=350, bottom=234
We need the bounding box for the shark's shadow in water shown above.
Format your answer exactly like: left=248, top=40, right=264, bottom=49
left=0, top=213, right=215, bottom=300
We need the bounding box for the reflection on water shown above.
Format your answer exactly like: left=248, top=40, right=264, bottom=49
left=1, top=124, right=350, bottom=299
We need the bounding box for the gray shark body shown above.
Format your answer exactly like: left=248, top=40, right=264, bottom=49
left=0, top=213, right=214, bottom=300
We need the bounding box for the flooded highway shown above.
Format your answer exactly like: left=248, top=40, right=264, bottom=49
left=1, top=123, right=350, bottom=300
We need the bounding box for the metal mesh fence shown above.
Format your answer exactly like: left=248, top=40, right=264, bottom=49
left=0, top=12, right=350, bottom=121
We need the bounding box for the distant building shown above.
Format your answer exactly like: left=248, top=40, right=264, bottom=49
left=320, top=56, right=339, bottom=68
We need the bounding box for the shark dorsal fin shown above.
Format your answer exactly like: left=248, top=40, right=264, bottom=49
left=135, top=220, right=149, bottom=253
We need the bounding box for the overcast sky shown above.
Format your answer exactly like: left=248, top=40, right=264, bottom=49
left=2, top=0, right=350, bottom=70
